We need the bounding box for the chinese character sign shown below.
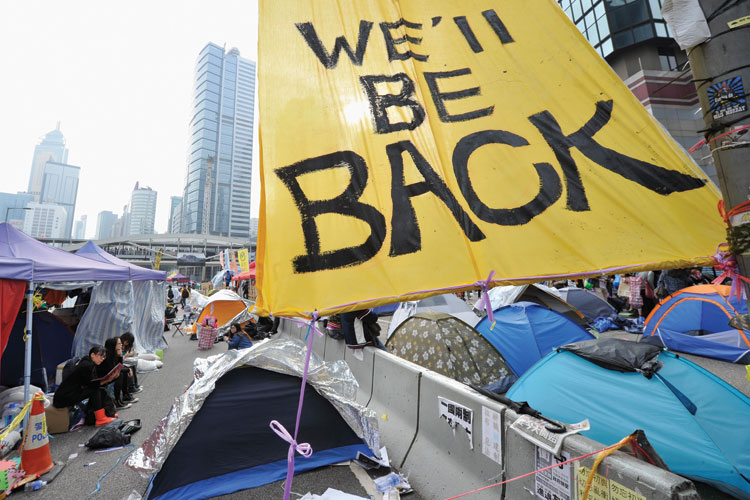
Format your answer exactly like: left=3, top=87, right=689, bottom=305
left=257, top=0, right=723, bottom=317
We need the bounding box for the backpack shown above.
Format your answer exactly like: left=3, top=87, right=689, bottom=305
left=181, top=288, right=190, bottom=299
left=61, top=357, right=82, bottom=382
left=85, top=418, right=141, bottom=449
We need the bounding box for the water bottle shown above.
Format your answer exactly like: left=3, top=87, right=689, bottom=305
left=24, top=480, right=46, bottom=491
left=373, top=472, right=402, bottom=493
left=2, top=402, right=21, bottom=427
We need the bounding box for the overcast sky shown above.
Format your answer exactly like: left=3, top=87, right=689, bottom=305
left=0, top=1, right=259, bottom=238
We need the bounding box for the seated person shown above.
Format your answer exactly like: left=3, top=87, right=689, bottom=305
left=99, top=337, right=136, bottom=410
left=224, top=322, right=253, bottom=350
left=120, top=332, right=143, bottom=394
left=53, top=345, right=118, bottom=426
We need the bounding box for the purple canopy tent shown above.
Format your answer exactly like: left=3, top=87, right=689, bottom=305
left=0, top=223, right=132, bottom=404
left=75, top=241, right=166, bottom=281
left=74, top=242, right=167, bottom=355
left=0, top=223, right=131, bottom=282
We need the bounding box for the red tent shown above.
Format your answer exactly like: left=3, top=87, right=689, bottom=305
left=231, top=262, right=256, bottom=282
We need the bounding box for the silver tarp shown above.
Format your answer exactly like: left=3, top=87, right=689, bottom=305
left=126, top=337, right=380, bottom=476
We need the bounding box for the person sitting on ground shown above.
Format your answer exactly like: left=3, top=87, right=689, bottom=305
left=120, top=332, right=143, bottom=395
left=99, top=337, right=136, bottom=410
left=224, top=322, right=253, bottom=350
left=53, top=345, right=118, bottom=426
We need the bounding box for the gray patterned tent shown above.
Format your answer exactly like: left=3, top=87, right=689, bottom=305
left=386, top=312, right=514, bottom=388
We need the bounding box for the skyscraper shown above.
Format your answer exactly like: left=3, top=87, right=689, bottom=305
left=23, top=202, right=67, bottom=239
left=0, top=192, right=34, bottom=229
left=96, top=210, right=118, bottom=240
left=73, top=215, right=87, bottom=239
left=39, top=161, right=80, bottom=238
left=128, top=182, right=157, bottom=235
left=28, top=123, right=69, bottom=201
left=168, top=196, right=183, bottom=233
left=180, top=43, right=256, bottom=238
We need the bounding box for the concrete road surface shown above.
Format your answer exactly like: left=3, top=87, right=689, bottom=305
left=11, top=323, right=414, bottom=500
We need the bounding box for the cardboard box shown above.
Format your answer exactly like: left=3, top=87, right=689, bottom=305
left=45, top=405, right=69, bottom=434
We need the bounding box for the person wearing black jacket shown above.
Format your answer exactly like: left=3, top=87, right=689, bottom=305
left=53, top=345, right=117, bottom=426
left=99, top=337, right=137, bottom=410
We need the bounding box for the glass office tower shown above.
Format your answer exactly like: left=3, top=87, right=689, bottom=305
left=557, top=0, right=715, bottom=183
left=181, top=43, right=256, bottom=238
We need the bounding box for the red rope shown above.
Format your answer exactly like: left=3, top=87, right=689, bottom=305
left=443, top=440, right=631, bottom=500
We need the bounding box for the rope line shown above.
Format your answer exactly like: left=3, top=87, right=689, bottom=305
left=442, top=439, right=630, bottom=500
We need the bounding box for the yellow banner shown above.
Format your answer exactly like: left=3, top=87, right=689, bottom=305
left=257, top=0, right=723, bottom=317
left=238, top=249, right=250, bottom=273
left=154, top=250, right=162, bottom=271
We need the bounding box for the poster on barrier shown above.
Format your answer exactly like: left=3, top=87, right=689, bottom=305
left=535, top=448, right=571, bottom=500
left=510, top=415, right=589, bottom=455
left=481, top=406, right=502, bottom=465
left=438, top=396, right=473, bottom=449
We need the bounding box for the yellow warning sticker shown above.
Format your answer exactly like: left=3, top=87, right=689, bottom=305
left=576, top=466, right=647, bottom=500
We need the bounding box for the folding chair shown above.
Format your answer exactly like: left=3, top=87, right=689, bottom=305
left=170, top=318, right=186, bottom=337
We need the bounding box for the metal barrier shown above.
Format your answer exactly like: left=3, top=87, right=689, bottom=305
left=503, top=408, right=700, bottom=500
left=276, top=319, right=700, bottom=500
left=343, top=345, right=376, bottom=406
left=401, top=370, right=506, bottom=500
left=367, top=349, right=423, bottom=467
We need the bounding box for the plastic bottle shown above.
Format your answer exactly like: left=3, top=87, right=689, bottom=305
left=374, top=472, right=402, bottom=493
left=24, top=480, right=47, bottom=491
left=2, top=402, right=21, bottom=427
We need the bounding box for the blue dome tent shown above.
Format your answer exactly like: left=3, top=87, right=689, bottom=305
left=642, top=284, right=750, bottom=363
left=507, top=338, right=750, bottom=499
left=474, top=302, right=595, bottom=376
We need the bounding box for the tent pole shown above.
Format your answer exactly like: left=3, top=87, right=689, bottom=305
left=23, top=281, right=34, bottom=405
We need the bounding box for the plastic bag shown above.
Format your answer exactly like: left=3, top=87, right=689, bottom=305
left=121, top=490, right=142, bottom=500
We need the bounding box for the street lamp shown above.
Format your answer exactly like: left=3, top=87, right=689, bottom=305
left=4, top=207, right=31, bottom=223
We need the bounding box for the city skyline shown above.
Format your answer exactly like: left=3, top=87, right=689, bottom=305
left=0, top=1, right=260, bottom=239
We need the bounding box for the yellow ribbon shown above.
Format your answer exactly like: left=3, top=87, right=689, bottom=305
left=580, top=433, right=635, bottom=500
left=0, top=401, right=33, bottom=442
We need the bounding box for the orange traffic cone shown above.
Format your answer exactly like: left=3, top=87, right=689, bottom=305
left=20, top=393, right=54, bottom=477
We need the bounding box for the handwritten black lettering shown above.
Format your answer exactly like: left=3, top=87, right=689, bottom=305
left=453, top=130, right=563, bottom=225
left=274, top=151, right=386, bottom=272
left=379, top=19, right=428, bottom=62
left=360, top=73, right=426, bottom=133
left=296, top=20, right=373, bottom=69
left=387, top=140, right=485, bottom=257
left=424, top=68, right=494, bottom=122
left=528, top=100, right=706, bottom=211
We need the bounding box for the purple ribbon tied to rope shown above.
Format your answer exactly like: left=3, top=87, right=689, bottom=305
left=270, top=311, right=319, bottom=500
left=475, top=270, right=497, bottom=327
left=269, top=419, right=313, bottom=476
